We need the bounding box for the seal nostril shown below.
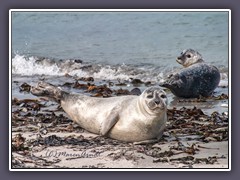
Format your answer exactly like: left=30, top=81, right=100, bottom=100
left=155, top=100, right=160, bottom=105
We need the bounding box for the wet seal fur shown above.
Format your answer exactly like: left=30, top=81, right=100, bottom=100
left=31, top=82, right=168, bottom=144
left=161, top=49, right=221, bottom=98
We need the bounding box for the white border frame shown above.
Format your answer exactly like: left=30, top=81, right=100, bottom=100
left=9, top=9, right=231, bottom=171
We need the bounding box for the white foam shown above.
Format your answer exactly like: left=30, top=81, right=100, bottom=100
left=69, top=65, right=136, bottom=80
left=11, top=54, right=137, bottom=80
left=219, top=73, right=229, bottom=87
left=11, top=54, right=168, bottom=82
left=93, top=66, right=134, bottom=80
left=12, top=54, right=226, bottom=85
left=219, top=80, right=228, bottom=87
left=12, top=54, right=63, bottom=76
left=68, top=69, right=89, bottom=78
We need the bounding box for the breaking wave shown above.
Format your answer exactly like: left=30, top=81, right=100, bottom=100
left=11, top=54, right=165, bottom=82
left=11, top=54, right=228, bottom=85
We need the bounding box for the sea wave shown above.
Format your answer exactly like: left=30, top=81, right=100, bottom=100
left=11, top=54, right=165, bottom=82
left=11, top=54, right=228, bottom=85
left=12, top=54, right=63, bottom=76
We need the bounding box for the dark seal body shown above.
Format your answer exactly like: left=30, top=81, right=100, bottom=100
left=161, top=49, right=221, bottom=98
left=161, top=63, right=220, bottom=98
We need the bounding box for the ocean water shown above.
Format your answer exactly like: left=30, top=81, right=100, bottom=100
left=11, top=11, right=229, bottom=82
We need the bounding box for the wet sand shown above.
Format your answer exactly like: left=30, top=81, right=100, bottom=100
left=11, top=75, right=229, bottom=170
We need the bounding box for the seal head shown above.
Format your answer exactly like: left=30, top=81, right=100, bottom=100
left=139, top=86, right=168, bottom=115
left=176, top=49, right=204, bottom=67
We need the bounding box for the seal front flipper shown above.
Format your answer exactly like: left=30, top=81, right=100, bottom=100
left=133, top=130, right=164, bottom=145
left=99, top=106, right=121, bottom=136
left=133, top=139, right=158, bottom=145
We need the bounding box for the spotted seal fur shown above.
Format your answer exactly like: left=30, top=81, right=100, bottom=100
left=161, top=49, right=220, bottom=98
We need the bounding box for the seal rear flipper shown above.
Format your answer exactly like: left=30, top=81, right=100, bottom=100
left=31, top=81, right=68, bottom=103
left=99, top=106, right=121, bottom=136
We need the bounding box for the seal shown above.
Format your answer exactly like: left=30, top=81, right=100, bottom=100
left=176, top=49, right=204, bottom=67
left=31, top=82, right=168, bottom=143
left=161, top=49, right=221, bottom=98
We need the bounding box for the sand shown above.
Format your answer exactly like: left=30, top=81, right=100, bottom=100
left=11, top=77, right=229, bottom=170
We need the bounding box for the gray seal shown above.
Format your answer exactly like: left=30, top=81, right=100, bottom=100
left=161, top=49, right=221, bottom=98
left=31, top=82, right=168, bottom=143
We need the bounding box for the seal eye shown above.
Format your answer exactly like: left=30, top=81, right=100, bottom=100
left=160, top=94, right=166, bottom=98
left=187, top=54, right=191, bottom=58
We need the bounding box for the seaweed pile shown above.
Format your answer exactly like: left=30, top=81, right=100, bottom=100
left=11, top=78, right=229, bottom=168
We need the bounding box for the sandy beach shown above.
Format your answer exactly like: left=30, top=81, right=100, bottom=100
left=10, top=11, right=230, bottom=170
left=11, top=76, right=229, bottom=170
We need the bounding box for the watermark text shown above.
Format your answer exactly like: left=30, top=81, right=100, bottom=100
left=45, top=149, right=101, bottom=159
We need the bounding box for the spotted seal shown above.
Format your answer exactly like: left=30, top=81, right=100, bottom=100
left=161, top=49, right=220, bottom=98
left=31, top=82, right=168, bottom=143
